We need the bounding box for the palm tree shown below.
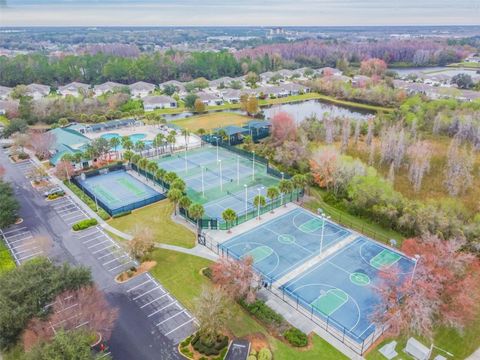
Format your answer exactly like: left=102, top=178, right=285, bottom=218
left=135, top=140, right=146, bottom=155
left=188, top=203, right=205, bottom=234
left=110, top=137, right=120, bottom=159
left=291, top=174, right=308, bottom=201
left=170, top=178, right=186, bottom=192
left=266, top=186, right=280, bottom=213
left=154, top=133, right=165, bottom=155
left=155, top=168, right=167, bottom=189
left=222, top=208, right=237, bottom=233
left=278, top=179, right=293, bottom=207
left=131, top=154, right=141, bottom=166
left=217, top=129, right=229, bottom=145
left=137, top=157, right=148, bottom=179
left=146, top=161, right=158, bottom=182
left=164, top=171, right=178, bottom=185
left=123, top=150, right=134, bottom=164
left=181, top=128, right=190, bottom=149
left=253, top=195, right=266, bottom=220
left=121, top=136, right=133, bottom=151
left=166, top=133, right=176, bottom=153
left=167, top=188, right=183, bottom=215
left=179, top=196, right=192, bottom=211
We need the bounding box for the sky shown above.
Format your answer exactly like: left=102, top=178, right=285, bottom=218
left=0, top=0, right=479, bottom=27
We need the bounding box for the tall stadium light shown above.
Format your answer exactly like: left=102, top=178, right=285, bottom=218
left=237, top=155, right=240, bottom=185
left=281, top=171, right=284, bottom=180
left=252, top=150, right=255, bottom=180
left=216, top=137, right=219, bottom=161
left=184, top=147, right=188, bottom=173
left=411, top=254, right=421, bottom=285
left=201, top=166, right=205, bottom=197
left=244, top=184, right=248, bottom=221
left=218, top=159, right=223, bottom=192
left=319, top=213, right=331, bottom=255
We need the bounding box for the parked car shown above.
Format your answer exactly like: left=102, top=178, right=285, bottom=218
left=44, top=187, right=65, bottom=197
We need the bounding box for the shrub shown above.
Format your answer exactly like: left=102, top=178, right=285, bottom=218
left=239, top=299, right=284, bottom=327
left=180, top=335, right=193, bottom=348
left=47, top=193, right=63, bottom=200
left=257, top=348, right=272, bottom=360
left=283, top=327, right=308, bottom=347
left=63, top=181, right=110, bottom=220
left=247, top=356, right=257, bottom=360
left=192, top=334, right=228, bottom=356
left=72, top=218, right=98, bottom=231
left=17, top=152, right=29, bottom=160
left=202, top=267, right=212, bottom=279
left=180, top=346, right=193, bottom=358
left=112, top=211, right=131, bottom=218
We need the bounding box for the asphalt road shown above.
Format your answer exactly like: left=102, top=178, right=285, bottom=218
left=0, top=151, right=183, bottom=360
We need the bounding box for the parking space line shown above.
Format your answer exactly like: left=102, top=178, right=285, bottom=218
left=83, top=234, right=106, bottom=244
left=62, top=212, right=85, bottom=220
left=2, top=227, right=27, bottom=235
left=87, top=240, right=111, bottom=249
left=15, top=246, right=39, bottom=255
left=97, top=251, right=119, bottom=260
left=127, top=278, right=153, bottom=292
left=132, top=286, right=161, bottom=301
left=18, top=251, right=43, bottom=261
left=3, top=230, right=29, bottom=238
left=93, top=244, right=116, bottom=254
left=149, top=301, right=177, bottom=318
left=7, top=235, right=33, bottom=244
left=76, top=232, right=101, bottom=240
left=108, top=261, right=133, bottom=272
left=164, top=319, right=195, bottom=336
left=140, top=293, right=169, bottom=308
left=103, top=254, right=128, bottom=266
left=13, top=241, right=37, bottom=249
left=156, top=309, right=185, bottom=325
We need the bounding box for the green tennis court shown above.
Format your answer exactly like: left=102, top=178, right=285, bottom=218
left=298, top=218, right=325, bottom=233
left=244, top=245, right=274, bottom=264
left=311, top=289, right=349, bottom=316
left=369, top=249, right=402, bottom=269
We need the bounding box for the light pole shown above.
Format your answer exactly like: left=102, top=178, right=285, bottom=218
left=216, top=137, right=219, bottom=161
left=319, top=213, right=331, bottom=255
left=237, top=155, right=240, bottom=185
left=201, top=166, right=205, bottom=197
left=244, top=184, right=248, bottom=221
left=256, top=186, right=264, bottom=220
left=410, top=254, right=421, bottom=285
left=281, top=171, right=284, bottom=181
left=218, top=159, right=223, bottom=192
left=252, top=150, right=255, bottom=180
left=184, top=146, right=188, bottom=173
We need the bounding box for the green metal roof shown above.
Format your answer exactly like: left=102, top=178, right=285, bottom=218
left=49, top=128, right=90, bottom=151
left=217, top=125, right=249, bottom=136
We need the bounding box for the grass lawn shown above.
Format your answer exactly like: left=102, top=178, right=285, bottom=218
left=447, top=62, right=480, bottom=69
left=149, top=249, right=348, bottom=360
left=0, top=115, right=10, bottom=126
left=171, top=112, right=253, bottom=132
left=0, top=243, right=15, bottom=275
left=304, top=187, right=404, bottom=244
left=108, top=200, right=196, bottom=248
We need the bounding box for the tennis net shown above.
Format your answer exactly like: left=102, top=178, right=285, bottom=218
left=227, top=190, right=254, bottom=207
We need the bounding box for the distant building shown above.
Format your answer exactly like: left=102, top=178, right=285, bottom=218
left=25, top=83, right=50, bottom=99
left=209, top=77, right=234, bottom=89
left=143, top=95, right=177, bottom=111
left=129, top=81, right=156, bottom=98
left=221, top=89, right=242, bottom=103
left=0, top=99, right=19, bottom=116
left=58, top=82, right=90, bottom=97
left=159, top=80, right=187, bottom=96
left=0, top=85, right=12, bottom=100
left=93, top=81, right=125, bottom=96
left=48, top=127, right=92, bottom=168
left=196, top=91, right=224, bottom=106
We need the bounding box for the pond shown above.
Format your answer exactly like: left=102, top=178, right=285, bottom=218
left=164, top=99, right=372, bottom=123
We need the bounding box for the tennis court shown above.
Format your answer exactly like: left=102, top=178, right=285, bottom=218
left=282, top=236, right=415, bottom=343
left=76, top=170, right=164, bottom=215
left=218, top=208, right=351, bottom=282
left=154, top=145, right=281, bottom=220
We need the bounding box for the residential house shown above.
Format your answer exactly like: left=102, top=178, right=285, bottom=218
left=257, top=85, right=289, bottom=98
left=221, top=89, right=242, bottom=103
left=159, top=80, right=187, bottom=96
left=352, top=75, right=371, bottom=88
left=197, top=91, right=224, bottom=106
left=48, top=127, right=92, bottom=169
left=0, top=85, right=12, bottom=100
left=0, top=99, right=18, bottom=116
left=276, top=69, right=293, bottom=79
left=317, top=67, right=342, bottom=76
left=25, top=83, right=51, bottom=99
left=129, top=81, right=156, bottom=98
left=93, top=81, right=125, bottom=96
left=209, top=77, right=234, bottom=89
left=58, top=82, right=90, bottom=97
left=143, top=95, right=177, bottom=111
left=281, top=83, right=309, bottom=95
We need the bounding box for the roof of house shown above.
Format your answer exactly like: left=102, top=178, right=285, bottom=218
left=143, top=95, right=176, bottom=105
left=0, top=99, right=19, bottom=109
left=49, top=127, right=91, bottom=151
left=216, top=125, right=249, bottom=136
left=129, top=81, right=156, bottom=92
left=246, top=120, right=271, bottom=129
left=160, top=80, right=186, bottom=91
left=50, top=144, right=82, bottom=166
left=93, top=81, right=125, bottom=92
left=221, top=89, right=242, bottom=99
left=0, top=85, right=12, bottom=97
left=26, top=83, right=50, bottom=94
left=197, top=91, right=222, bottom=101
left=58, top=82, right=90, bottom=92
left=209, top=77, right=234, bottom=87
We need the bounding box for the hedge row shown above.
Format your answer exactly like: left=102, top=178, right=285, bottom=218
left=72, top=218, right=98, bottom=231
left=191, top=333, right=228, bottom=356
left=63, top=180, right=110, bottom=220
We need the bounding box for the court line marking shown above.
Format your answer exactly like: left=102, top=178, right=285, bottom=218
left=358, top=240, right=414, bottom=275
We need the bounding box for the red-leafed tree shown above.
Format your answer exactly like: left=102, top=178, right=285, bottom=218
left=372, top=234, right=480, bottom=339
left=270, top=111, right=297, bottom=145
left=309, top=147, right=340, bottom=189
left=23, top=285, right=118, bottom=350
left=29, top=131, right=55, bottom=160
left=360, top=58, right=388, bottom=77
left=211, top=256, right=260, bottom=303
left=54, top=160, right=75, bottom=181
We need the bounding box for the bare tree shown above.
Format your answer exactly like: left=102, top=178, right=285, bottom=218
left=407, top=140, right=432, bottom=192
left=194, top=286, right=230, bottom=344
left=324, top=116, right=335, bottom=144
left=368, top=141, right=376, bottom=166
left=380, top=125, right=408, bottom=169
left=340, top=118, right=351, bottom=153
left=127, top=226, right=155, bottom=261
left=443, top=139, right=474, bottom=196
left=366, top=118, right=374, bottom=146
left=29, top=131, right=56, bottom=160
left=387, top=162, right=395, bottom=184
left=353, top=119, right=362, bottom=146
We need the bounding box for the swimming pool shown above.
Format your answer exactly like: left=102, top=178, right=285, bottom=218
left=100, top=133, right=150, bottom=150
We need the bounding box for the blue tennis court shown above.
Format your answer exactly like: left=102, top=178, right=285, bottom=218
left=219, top=208, right=351, bottom=282
left=282, top=236, right=415, bottom=343
left=76, top=170, right=164, bottom=215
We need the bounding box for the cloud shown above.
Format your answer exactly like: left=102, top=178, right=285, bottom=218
left=1, top=0, right=479, bottom=26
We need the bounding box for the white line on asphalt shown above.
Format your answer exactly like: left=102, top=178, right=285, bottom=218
left=149, top=301, right=176, bottom=318
left=103, top=254, right=128, bottom=266
left=156, top=309, right=185, bottom=325
left=127, top=278, right=153, bottom=292
left=87, top=240, right=111, bottom=249
left=15, top=246, right=39, bottom=255
left=164, top=319, right=195, bottom=336
left=4, top=231, right=30, bottom=239
left=139, top=293, right=168, bottom=308
left=13, top=241, right=37, bottom=249
left=132, top=286, right=161, bottom=301
left=1, top=226, right=27, bottom=235
left=62, top=212, right=85, bottom=220
left=82, top=234, right=106, bottom=244
left=97, top=251, right=119, bottom=260
left=92, top=244, right=115, bottom=254
left=6, top=235, right=33, bottom=244
left=18, top=251, right=43, bottom=261
left=108, top=261, right=134, bottom=272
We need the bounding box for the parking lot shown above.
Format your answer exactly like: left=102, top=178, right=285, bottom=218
left=13, top=159, right=36, bottom=177
left=50, top=196, right=90, bottom=227
left=0, top=225, right=44, bottom=264
left=123, top=272, right=198, bottom=344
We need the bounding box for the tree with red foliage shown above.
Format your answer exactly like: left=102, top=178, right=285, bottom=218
left=29, top=131, right=55, bottom=160
left=270, top=111, right=297, bottom=145
left=360, top=58, right=388, bottom=77
left=54, top=160, right=75, bottom=181
left=23, top=285, right=118, bottom=350
left=211, top=256, right=260, bottom=303
left=372, top=234, right=480, bottom=339
left=309, top=146, right=340, bottom=189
